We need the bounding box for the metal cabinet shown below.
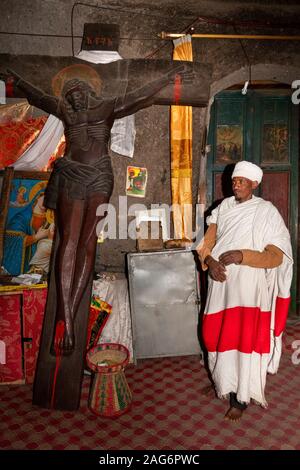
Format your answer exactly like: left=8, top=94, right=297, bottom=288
left=127, top=250, right=201, bottom=361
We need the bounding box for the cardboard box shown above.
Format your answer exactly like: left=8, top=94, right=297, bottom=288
left=136, top=221, right=164, bottom=252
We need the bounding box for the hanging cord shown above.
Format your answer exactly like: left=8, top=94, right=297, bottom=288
left=233, top=25, right=252, bottom=93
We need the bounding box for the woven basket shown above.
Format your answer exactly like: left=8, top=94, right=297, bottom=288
left=86, top=343, right=132, bottom=417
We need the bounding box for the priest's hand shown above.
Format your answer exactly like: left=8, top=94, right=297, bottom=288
left=205, top=255, right=227, bottom=282
left=219, top=250, right=243, bottom=266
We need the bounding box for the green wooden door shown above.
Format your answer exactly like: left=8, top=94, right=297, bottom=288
left=207, top=90, right=299, bottom=315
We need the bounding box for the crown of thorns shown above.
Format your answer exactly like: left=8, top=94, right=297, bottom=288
left=62, top=79, right=95, bottom=97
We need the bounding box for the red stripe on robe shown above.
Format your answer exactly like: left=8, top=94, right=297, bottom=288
left=274, top=297, right=290, bottom=337
left=202, top=306, right=271, bottom=354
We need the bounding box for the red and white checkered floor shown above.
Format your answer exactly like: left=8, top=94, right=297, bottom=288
left=1, top=323, right=300, bottom=450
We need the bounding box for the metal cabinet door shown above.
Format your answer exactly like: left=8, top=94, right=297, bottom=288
left=127, top=250, right=201, bottom=360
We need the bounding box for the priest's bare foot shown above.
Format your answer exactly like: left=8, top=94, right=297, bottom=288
left=201, top=384, right=216, bottom=397
left=224, top=407, right=244, bottom=421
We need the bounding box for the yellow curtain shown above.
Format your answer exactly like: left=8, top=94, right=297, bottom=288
left=170, top=35, right=193, bottom=240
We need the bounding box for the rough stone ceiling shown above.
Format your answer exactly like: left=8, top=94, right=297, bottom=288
left=2, top=0, right=300, bottom=57
left=66, top=0, right=300, bottom=33
left=94, top=0, right=300, bottom=35
left=101, top=0, right=300, bottom=18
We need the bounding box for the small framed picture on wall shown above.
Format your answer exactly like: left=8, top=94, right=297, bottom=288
left=126, top=165, right=148, bottom=198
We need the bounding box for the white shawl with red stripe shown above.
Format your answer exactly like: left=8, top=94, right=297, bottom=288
left=203, top=196, right=293, bottom=407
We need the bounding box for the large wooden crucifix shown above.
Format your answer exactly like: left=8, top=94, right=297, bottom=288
left=0, top=54, right=212, bottom=410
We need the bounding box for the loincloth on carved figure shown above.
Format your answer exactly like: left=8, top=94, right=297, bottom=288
left=45, top=154, right=114, bottom=210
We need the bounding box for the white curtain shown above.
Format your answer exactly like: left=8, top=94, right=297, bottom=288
left=11, top=114, right=64, bottom=170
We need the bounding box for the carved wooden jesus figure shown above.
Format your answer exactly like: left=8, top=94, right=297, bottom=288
left=7, top=64, right=192, bottom=409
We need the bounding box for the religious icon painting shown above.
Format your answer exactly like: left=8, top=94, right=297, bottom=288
left=126, top=165, right=148, bottom=198
left=216, top=125, right=242, bottom=164
left=0, top=169, right=55, bottom=277
left=262, top=125, right=289, bottom=163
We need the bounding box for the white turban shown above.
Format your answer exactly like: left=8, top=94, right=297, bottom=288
left=231, top=161, right=263, bottom=184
